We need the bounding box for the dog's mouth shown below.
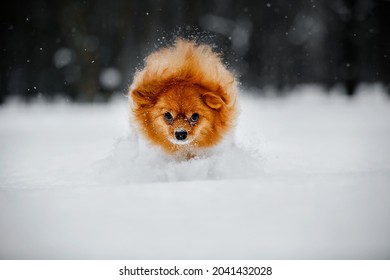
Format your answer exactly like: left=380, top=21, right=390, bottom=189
left=168, top=137, right=194, bottom=145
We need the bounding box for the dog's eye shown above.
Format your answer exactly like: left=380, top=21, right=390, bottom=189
left=190, top=113, right=199, bottom=123
left=164, top=112, right=173, bottom=122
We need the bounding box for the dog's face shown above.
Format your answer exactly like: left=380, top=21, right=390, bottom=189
left=130, top=39, right=238, bottom=157
left=132, top=83, right=232, bottom=155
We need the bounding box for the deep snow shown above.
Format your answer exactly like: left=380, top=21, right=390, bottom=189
left=1, top=84, right=390, bottom=259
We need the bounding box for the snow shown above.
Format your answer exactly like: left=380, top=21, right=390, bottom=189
left=53, top=47, right=73, bottom=68
left=99, top=68, right=122, bottom=90
left=1, top=84, right=390, bottom=259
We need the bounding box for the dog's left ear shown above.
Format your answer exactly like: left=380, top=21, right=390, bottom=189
left=202, top=92, right=225, bottom=110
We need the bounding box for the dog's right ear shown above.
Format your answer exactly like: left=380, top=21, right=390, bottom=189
left=131, top=89, right=154, bottom=107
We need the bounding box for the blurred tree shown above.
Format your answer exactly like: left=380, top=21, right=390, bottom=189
left=1, top=0, right=389, bottom=104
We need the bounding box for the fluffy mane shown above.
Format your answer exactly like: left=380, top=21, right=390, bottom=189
left=129, top=39, right=238, bottom=107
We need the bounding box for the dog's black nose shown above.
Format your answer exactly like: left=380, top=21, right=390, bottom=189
left=175, top=130, right=187, bottom=140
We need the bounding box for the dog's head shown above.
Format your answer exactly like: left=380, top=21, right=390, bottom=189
left=130, top=39, right=238, bottom=155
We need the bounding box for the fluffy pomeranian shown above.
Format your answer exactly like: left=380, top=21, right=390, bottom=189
left=129, top=39, right=238, bottom=158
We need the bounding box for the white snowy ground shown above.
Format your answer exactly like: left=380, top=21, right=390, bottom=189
left=1, top=84, right=390, bottom=259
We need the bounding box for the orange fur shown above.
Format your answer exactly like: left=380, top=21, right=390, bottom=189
left=129, top=39, right=238, bottom=158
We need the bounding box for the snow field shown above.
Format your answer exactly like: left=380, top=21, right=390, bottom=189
left=1, top=84, right=390, bottom=259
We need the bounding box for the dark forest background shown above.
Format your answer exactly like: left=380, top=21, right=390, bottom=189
left=1, top=0, right=390, bottom=104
